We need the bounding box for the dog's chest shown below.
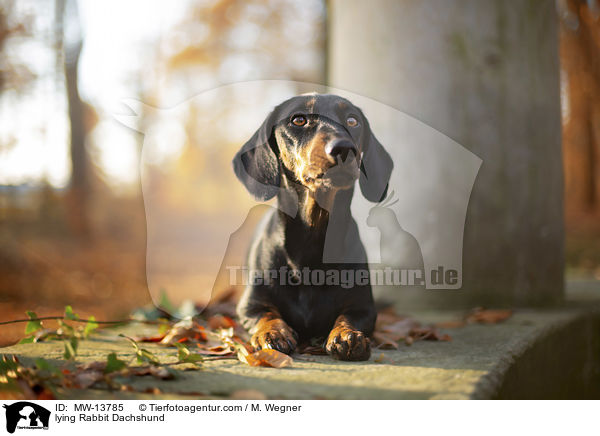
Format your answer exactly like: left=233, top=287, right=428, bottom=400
left=277, top=285, right=337, bottom=337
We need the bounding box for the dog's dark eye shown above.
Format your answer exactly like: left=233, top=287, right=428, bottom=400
left=346, top=116, right=358, bottom=127
left=291, top=115, right=307, bottom=126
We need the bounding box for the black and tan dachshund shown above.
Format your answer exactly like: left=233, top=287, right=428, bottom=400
left=232, top=93, right=393, bottom=360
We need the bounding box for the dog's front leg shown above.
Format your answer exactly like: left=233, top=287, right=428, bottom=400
left=326, top=313, right=372, bottom=361
left=249, top=312, right=298, bottom=355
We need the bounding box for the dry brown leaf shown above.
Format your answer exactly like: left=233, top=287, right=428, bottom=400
left=374, top=353, right=386, bottom=363
left=407, top=327, right=451, bottom=343
left=230, top=389, right=268, bottom=400
left=160, top=321, right=207, bottom=345
left=375, top=307, right=409, bottom=328
left=381, top=318, right=420, bottom=337
left=80, top=361, right=107, bottom=371
left=195, top=344, right=235, bottom=356
left=373, top=306, right=452, bottom=347
left=465, top=308, right=513, bottom=324
left=434, top=320, right=467, bottom=329
left=144, top=387, right=162, bottom=394
left=129, top=366, right=174, bottom=380
left=136, top=335, right=166, bottom=343
left=70, top=370, right=104, bottom=389
left=239, top=349, right=293, bottom=368
left=373, top=332, right=400, bottom=349
left=207, top=314, right=236, bottom=330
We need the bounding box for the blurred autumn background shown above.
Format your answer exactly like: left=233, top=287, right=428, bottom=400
left=0, top=0, right=598, bottom=346
left=0, top=0, right=325, bottom=345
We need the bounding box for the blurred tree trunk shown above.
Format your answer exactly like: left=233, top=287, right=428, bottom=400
left=56, top=0, right=91, bottom=240
left=560, top=0, right=600, bottom=232
left=329, top=0, right=564, bottom=308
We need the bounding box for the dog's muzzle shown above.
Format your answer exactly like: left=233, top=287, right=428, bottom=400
left=320, top=139, right=360, bottom=188
left=325, top=139, right=358, bottom=163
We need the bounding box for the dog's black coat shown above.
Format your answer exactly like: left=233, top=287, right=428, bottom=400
left=232, top=94, right=393, bottom=360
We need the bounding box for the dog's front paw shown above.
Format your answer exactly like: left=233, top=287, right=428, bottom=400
left=326, top=326, right=371, bottom=361
left=250, top=318, right=298, bottom=355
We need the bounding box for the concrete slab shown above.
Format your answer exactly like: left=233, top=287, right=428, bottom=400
left=3, top=283, right=599, bottom=399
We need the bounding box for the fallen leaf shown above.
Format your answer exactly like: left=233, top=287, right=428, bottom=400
left=70, top=370, right=104, bottom=389
left=230, top=389, right=268, bottom=400
left=381, top=318, right=420, bottom=337
left=374, top=353, right=386, bottom=363
left=24, top=311, right=43, bottom=334
left=373, top=332, right=400, bottom=349
left=144, top=387, right=162, bottom=394
left=174, top=343, right=204, bottom=364
left=136, top=335, right=166, bottom=343
left=465, top=308, right=513, bottom=324
left=80, top=361, right=107, bottom=371
left=160, top=320, right=207, bottom=345
left=129, top=366, right=175, bottom=380
left=83, top=316, right=99, bottom=338
left=407, top=327, right=451, bottom=343
left=375, top=308, right=408, bottom=328
left=32, top=328, right=59, bottom=342
left=434, top=320, right=467, bottom=329
left=34, top=358, right=61, bottom=377
left=207, top=315, right=236, bottom=330
left=373, top=307, right=452, bottom=347
left=239, top=349, right=293, bottom=368
left=104, top=353, right=127, bottom=374
left=195, top=344, right=235, bottom=356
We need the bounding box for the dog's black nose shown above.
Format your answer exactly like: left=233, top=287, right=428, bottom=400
left=326, top=140, right=357, bottom=161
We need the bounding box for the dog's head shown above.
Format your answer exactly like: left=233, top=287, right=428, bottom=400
left=233, top=93, right=393, bottom=202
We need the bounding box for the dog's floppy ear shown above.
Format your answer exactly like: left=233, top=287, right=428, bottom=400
left=359, top=119, right=394, bottom=202
left=232, top=109, right=281, bottom=201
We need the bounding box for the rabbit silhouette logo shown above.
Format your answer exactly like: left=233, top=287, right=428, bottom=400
left=367, top=191, right=424, bottom=274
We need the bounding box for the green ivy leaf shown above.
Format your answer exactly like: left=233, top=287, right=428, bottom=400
left=58, top=319, right=74, bottom=336
left=104, top=353, right=127, bottom=374
left=158, top=318, right=171, bottom=335
left=137, top=348, right=160, bottom=365
left=175, top=343, right=203, bottom=365
left=24, top=311, right=42, bottom=335
left=63, top=342, right=75, bottom=360
left=120, top=334, right=160, bottom=365
left=83, top=316, right=98, bottom=338
left=34, top=358, right=62, bottom=377
left=183, top=354, right=204, bottom=364
left=63, top=336, right=79, bottom=360
left=64, top=305, right=79, bottom=321
left=120, top=334, right=140, bottom=352
left=175, top=343, right=189, bottom=360
left=18, top=336, right=35, bottom=344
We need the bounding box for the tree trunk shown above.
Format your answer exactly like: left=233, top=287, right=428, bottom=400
left=57, top=0, right=91, bottom=240
left=560, top=0, right=600, bottom=232
left=328, top=0, right=564, bottom=308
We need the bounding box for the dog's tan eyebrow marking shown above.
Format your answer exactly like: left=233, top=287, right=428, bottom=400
left=305, top=97, right=316, bottom=113
left=336, top=101, right=348, bottom=110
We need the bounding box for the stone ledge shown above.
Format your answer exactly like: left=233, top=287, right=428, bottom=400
left=2, top=282, right=599, bottom=399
